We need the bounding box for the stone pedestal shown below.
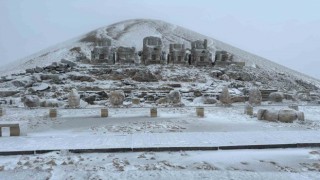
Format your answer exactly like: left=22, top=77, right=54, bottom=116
left=101, top=108, right=108, bottom=117
left=150, top=108, right=157, bottom=117
left=49, top=109, right=57, bottom=118
left=132, top=98, right=140, bottom=105
left=0, top=123, right=20, bottom=137
left=10, top=126, right=20, bottom=136
left=196, top=107, right=204, bottom=117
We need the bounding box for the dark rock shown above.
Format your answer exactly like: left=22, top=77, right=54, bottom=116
left=61, top=59, right=77, bottom=67
left=26, top=69, right=35, bottom=74
left=193, top=90, right=202, bottom=97
left=84, top=95, right=96, bottom=105
left=211, top=70, right=223, bottom=78
left=69, top=75, right=95, bottom=82
left=34, top=66, right=43, bottom=73
left=132, top=70, right=158, bottom=82
left=0, top=91, right=20, bottom=97
left=40, top=74, right=60, bottom=81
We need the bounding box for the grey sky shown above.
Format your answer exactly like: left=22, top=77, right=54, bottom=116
left=1, top=0, right=320, bottom=78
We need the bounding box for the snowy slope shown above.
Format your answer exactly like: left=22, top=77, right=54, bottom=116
left=1, top=19, right=319, bottom=86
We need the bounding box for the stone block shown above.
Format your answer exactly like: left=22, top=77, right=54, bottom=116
left=196, top=107, right=204, bottom=117
left=49, top=109, right=57, bottom=118
left=101, top=108, right=108, bottom=117
left=150, top=108, right=157, bottom=117
left=10, top=126, right=20, bottom=136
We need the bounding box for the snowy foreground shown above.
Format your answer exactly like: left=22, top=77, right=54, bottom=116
left=1, top=105, right=320, bottom=179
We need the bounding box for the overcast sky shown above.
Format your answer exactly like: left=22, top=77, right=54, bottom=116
left=1, top=0, right=320, bottom=79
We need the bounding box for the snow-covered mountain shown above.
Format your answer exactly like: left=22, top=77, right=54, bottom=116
left=1, top=19, right=319, bottom=87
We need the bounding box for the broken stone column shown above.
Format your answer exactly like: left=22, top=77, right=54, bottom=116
left=257, top=109, right=280, bottom=122
left=101, top=108, right=108, bottom=117
left=278, top=109, right=297, bottom=123
left=219, top=87, right=231, bottom=105
left=258, top=108, right=304, bottom=123
left=49, top=108, right=57, bottom=118
left=132, top=98, right=140, bottom=105
left=150, top=108, right=157, bottom=117
left=244, top=104, right=253, bottom=116
left=196, top=107, right=204, bottom=117
left=68, top=89, right=80, bottom=108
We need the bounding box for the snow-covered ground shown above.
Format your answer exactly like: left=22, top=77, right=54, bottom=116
left=1, top=105, right=320, bottom=179
left=1, top=105, right=320, bottom=151
left=1, top=148, right=320, bottom=179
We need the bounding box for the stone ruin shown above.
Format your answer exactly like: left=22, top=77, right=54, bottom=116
left=89, top=37, right=245, bottom=68
left=91, top=37, right=116, bottom=64
left=190, top=39, right=212, bottom=66
left=215, top=51, right=233, bottom=62
left=141, top=36, right=165, bottom=65
left=168, top=44, right=187, bottom=65
left=116, top=46, right=137, bottom=65
left=215, top=50, right=244, bottom=67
